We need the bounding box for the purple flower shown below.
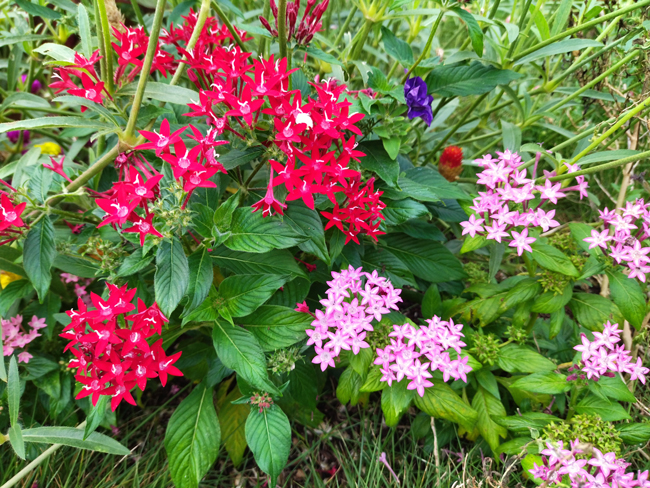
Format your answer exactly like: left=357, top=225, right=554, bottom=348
left=404, top=76, right=434, bottom=126
left=21, top=74, right=42, bottom=94
left=7, top=130, right=29, bottom=144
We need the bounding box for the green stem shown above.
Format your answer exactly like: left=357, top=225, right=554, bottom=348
left=511, top=0, right=650, bottom=63
left=401, top=9, right=444, bottom=83
left=331, top=6, right=358, bottom=51
left=96, top=0, right=114, bottom=93
left=277, top=0, right=288, bottom=59
left=123, top=0, right=167, bottom=141
left=94, top=0, right=108, bottom=89
left=211, top=1, right=246, bottom=52
left=129, top=0, right=148, bottom=35
left=258, top=0, right=271, bottom=56
left=547, top=149, right=650, bottom=183
left=170, top=0, right=211, bottom=87
left=349, top=18, right=373, bottom=60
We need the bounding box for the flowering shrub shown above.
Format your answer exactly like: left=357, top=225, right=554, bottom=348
left=1, top=0, right=649, bottom=486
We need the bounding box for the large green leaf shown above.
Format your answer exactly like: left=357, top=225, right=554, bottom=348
left=382, top=199, right=430, bottom=227
left=381, top=26, right=413, bottom=66
left=212, top=319, right=279, bottom=394
left=0, top=245, right=26, bottom=276
left=218, top=386, right=249, bottom=466
left=380, top=234, right=467, bottom=283
left=220, top=274, right=288, bottom=318
left=21, top=427, right=130, bottom=455
left=425, top=61, right=522, bottom=97
left=616, top=423, right=650, bottom=445
left=184, top=247, right=214, bottom=315
left=397, top=167, right=468, bottom=201
left=495, top=412, right=560, bottom=435
left=511, top=372, right=571, bottom=395
left=530, top=283, right=573, bottom=314
left=77, top=3, right=92, bottom=57
left=84, top=395, right=109, bottom=440
left=472, top=387, right=507, bottom=452
left=501, top=278, right=541, bottom=309
left=530, top=242, right=579, bottom=277
left=569, top=293, right=621, bottom=331
left=497, top=344, right=556, bottom=373
left=414, top=382, right=478, bottom=431
left=165, top=383, right=221, bottom=488
left=606, top=270, right=646, bottom=329
left=358, top=140, right=399, bottom=188
left=225, top=208, right=307, bottom=253
left=155, top=238, right=190, bottom=317
left=360, top=246, right=417, bottom=288
left=0, top=116, right=113, bottom=134
left=117, top=82, right=199, bottom=106
left=219, top=146, right=265, bottom=170
left=451, top=7, right=483, bottom=56
left=23, top=216, right=57, bottom=301
left=575, top=394, right=631, bottom=421
left=514, top=38, right=603, bottom=66
left=15, top=0, right=61, bottom=19
left=53, top=255, right=102, bottom=279
left=9, top=425, right=25, bottom=459
left=245, top=405, right=291, bottom=487
left=238, top=305, right=312, bottom=351
left=117, top=248, right=155, bottom=277
left=0, top=279, right=34, bottom=318
left=588, top=375, right=636, bottom=403
left=381, top=379, right=414, bottom=427
left=211, top=247, right=306, bottom=278
left=283, top=203, right=329, bottom=265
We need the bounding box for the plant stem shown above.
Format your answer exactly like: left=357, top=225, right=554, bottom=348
left=123, top=0, right=167, bottom=141
left=511, top=0, right=650, bottom=63
left=401, top=9, right=444, bottom=83
left=331, top=6, right=358, bottom=51
left=170, top=0, right=211, bottom=87
left=129, top=0, right=148, bottom=35
left=94, top=0, right=108, bottom=89
left=278, top=0, right=288, bottom=59
left=258, top=0, right=271, bottom=56
left=211, top=1, right=246, bottom=52
left=96, top=0, right=114, bottom=93
left=546, top=149, right=650, bottom=183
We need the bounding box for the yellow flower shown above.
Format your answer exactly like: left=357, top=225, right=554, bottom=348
left=0, top=271, right=23, bottom=289
left=34, top=142, right=62, bottom=156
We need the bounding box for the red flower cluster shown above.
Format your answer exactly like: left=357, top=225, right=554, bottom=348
left=112, top=25, right=177, bottom=83
left=50, top=50, right=109, bottom=109
left=61, top=284, right=182, bottom=411
left=0, top=193, right=27, bottom=245
left=260, top=0, right=330, bottom=46
left=439, top=145, right=464, bottom=182
left=140, top=11, right=385, bottom=244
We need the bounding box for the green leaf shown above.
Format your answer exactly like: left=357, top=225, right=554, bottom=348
left=245, top=405, right=291, bottom=487
left=616, top=423, right=650, bottom=445
left=218, top=386, right=249, bottom=466
left=530, top=283, right=573, bottom=314
left=472, top=386, right=507, bottom=452
left=398, top=167, right=468, bottom=201
left=117, top=248, right=154, bottom=277
left=530, top=242, right=579, bottom=277
left=569, top=222, right=602, bottom=256
left=84, top=395, right=109, bottom=440
left=165, top=383, right=221, bottom=488
left=551, top=0, right=572, bottom=36
left=575, top=394, right=631, bottom=421
left=475, top=369, right=500, bottom=399
left=0, top=279, right=34, bottom=318
left=77, top=3, right=92, bottom=58
left=15, top=0, right=61, bottom=19
left=606, top=270, right=646, bottom=329
left=588, top=375, right=636, bottom=403
left=116, top=82, right=200, bottom=106
left=360, top=366, right=387, bottom=393
left=0, top=245, right=26, bottom=276
left=211, top=247, right=305, bottom=278
left=8, top=355, right=21, bottom=426
left=9, top=425, right=25, bottom=460
left=394, top=220, right=445, bottom=241
left=460, top=234, right=488, bottom=254
left=360, top=247, right=417, bottom=288
left=511, top=372, right=571, bottom=394
left=495, top=412, right=560, bottom=435
left=451, top=8, right=483, bottom=56
left=381, top=26, right=413, bottom=66
left=220, top=274, right=288, bottom=318
left=184, top=247, right=213, bottom=315
left=0, top=34, right=49, bottom=49
left=425, top=61, right=522, bottom=97
left=155, top=238, right=190, bottom=317
left=514, top=39, right=603, bottom=66
left=422, top=284, right=442, bottom=319
left=336, top=366, right=364, bottom=406
left=502, top=278, right=542, bottom=310
left=21, top=427, right=130, bottom=455
left=569, top=293, right=621, bottom=331
left=549, top=307, right=565, bottom=339
left=382, top=199, right=430, bottom=227
left=284, top=203, right=329, bottom=265
left=414, top=382, right=478, bottom=431
left=28, top=164, right=53, bottom=203
left=381, top=379, right=414, bottom=427
left=225, top=208, right=307, bottom=253
left=53, top=255, right=102, bottom=279
left=23, top=216, right=56, bottom=301
left=219, top=146, right=265, bottom=171
left=380, top=234, right=467, bottom=283
left=497, top=344, right=556, bottom=373
left=0, top=116, right=113, bottom=134
left=238, top=305, right=312, bottom=352
left=358, top=140, right=399, bottom=187
left=305, top=45, right=343, bottom=66
left=212, top=319, right=279, bottom=394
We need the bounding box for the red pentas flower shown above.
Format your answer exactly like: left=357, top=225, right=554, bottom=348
left=61, top=284, right=182, bottom=411
left=49, top=50, right=112, bottom=109
left=0, top=193, right=27, bottom=245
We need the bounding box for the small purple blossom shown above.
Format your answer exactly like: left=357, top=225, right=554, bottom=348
left=404, top=76, right=434, bottom=126
left=21, top=74, right=42, bottom=93
left=7, top=130, right=30, bottom=144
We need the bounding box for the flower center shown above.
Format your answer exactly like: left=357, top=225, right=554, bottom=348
left=5, top=211, right=16, bottom=222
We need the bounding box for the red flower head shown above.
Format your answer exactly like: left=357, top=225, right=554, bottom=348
left=439, top=146, right=464, bottom=182
left=0, top=194, right=26, bottom=232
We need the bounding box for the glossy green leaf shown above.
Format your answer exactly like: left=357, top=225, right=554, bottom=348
left=220, top=274, right=288, bottom=318
left=360, top=247, right=417, bottom=288
left=398, top=167, right=468, bottom=201
left=211, top=247, right=305, bottom=278
left=15, top=0, right=61, bottom=19
left=616, top=423, right=650, bottom=444
left=184, top=247, right=213, bottom=315
left=497, top=344, right=556, bottom=373
left=588, top=375, right=636, bottom=403
left=0, top=279, right=34, bottom=318
left=495, top=412, right=560, bottom=435
left=569, top=222, right=602, bottom=255
left=0, top=116, right=113, bottom=134
left=336, top=366, right=364, bottom=406
left=357, top=140, right=399, bottom=188
left=84, top=395, right=109, bottom=440
left=238, top=305, right=312, bottom=351
left=0, top=245, right=26, bottom=276
left=422, top=284, right=442, bottom=319
left=21, top=427, right=130, bottom=455
left=218, top=386, right=249, bottom=466
left=531, top=242, right=579, bottom=277
left=117, top=82, right=199, bottom=105
left=606, top=270, right=646, bottom=329
left=77, top=3, right=92, bottom=58
left=575, top=394, right=631, bottom=421
left=451, top=7, right=483, bottom=56
left=155, top=238, right=190, bottom=317
left=381, top=379, right=414, bottom=427
left=225, top=209, right=307, bottom=253
left=245, top=405, right=291, bottom=487
left=382, top=199, right=430, bottom=227
left=425, top=61, right=522, bottom=97
left=569, top=293, right=621, bottom=331
left=414, top=382, right=478, bottom=431
left=53, top=255, right=102, bottom=279
left=165, top=383, right=220, bottom=488
left=117, top=248, right=155, bottom=277
left=531, top=283, right=573, bottom=314
left=381, top=26, right=413, bottom=66
left=472, top=386, right=507, bottom=452
left=284, top=203, right=329, bottom=265
left=23, top=216, right=56, bottom=302
left=511, top=372, right=571, bottom=394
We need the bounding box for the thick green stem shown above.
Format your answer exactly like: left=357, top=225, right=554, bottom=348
left=171, top=0, right=211, bottom=87
left=277, top=0, right=288, bottom=59
left=349, top=18, right=373, bottom=60
left=401, top=9, right=444, bottom=83
left=331, top=6, right=358, bottom=51
left=123, top=0, right=167, bottom=140
left=511, top=0, right=650, bottom=63
left=96, top=0, right=114, bottom=93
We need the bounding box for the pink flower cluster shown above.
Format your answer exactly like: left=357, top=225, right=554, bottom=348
left=530, top=439, right=650, bottom=487
left=375, top=316, right=471, bottom=396
left=2, top=315, right=47, bottom=363
left=302, top=266, right=402, bottom=370
left=460, top=150, right=588, bottom=255
left=570, top=321, right=648, bottom=383
left=61, top=272, right=94, bottom=305
left=584, top=198, right=650, bottom=282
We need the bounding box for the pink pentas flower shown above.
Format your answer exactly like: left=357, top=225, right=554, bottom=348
left=1, top=314, right=45, bottom=360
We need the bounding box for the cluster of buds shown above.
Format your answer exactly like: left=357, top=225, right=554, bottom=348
left=460, top=150, right=588, bottom=255
left=585, top=198, right=650, bottom=282
left=61, top=284, right=182, bottom=410
left=530, top=439, right=650, bottom=488
left=0, top=193, right=27, bottom=245
left=375, top=316, right=471, bottom=396
left=571, top=321, right=648, bottom=384
left=2, top=315, right=47, bottom=362
left=250, top=392, right=274, bottom=413
left=301, top=266, right=402, bottom=371
left=260, top=0, right=330, bottom=46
